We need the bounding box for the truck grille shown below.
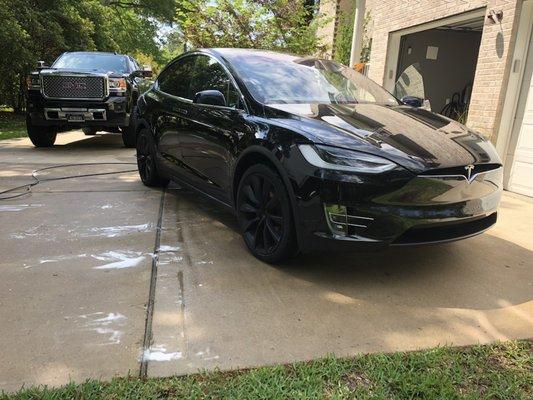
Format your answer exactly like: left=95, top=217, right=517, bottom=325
left=42, top=75, right=106, bottom=100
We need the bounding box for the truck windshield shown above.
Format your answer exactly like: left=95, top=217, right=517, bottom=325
left=53, top=53, right=129, bottom=74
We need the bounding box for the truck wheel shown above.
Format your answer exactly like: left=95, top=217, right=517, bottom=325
left=122, top=106, right=138, bottom=148
left=26, top=115, right=57, bottom=147
left=82, top=127, right=98, bottom=136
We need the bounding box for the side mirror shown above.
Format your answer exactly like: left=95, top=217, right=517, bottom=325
left=133, top=66, right=152, bottom=78
left=194, top=90, right=226, bottom=107
left=401, top=96, right=424, bottom=108
left=36, top=60, right=48, bottom=69
left=141, top=65, right=153, bottom=78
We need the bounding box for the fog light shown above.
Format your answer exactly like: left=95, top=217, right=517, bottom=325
left=324, top=204, right=374, bottom=237
left=325, top=204, right=348, bottom=235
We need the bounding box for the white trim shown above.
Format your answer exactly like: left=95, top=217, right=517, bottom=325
left=383, top=8, right=486, bottom=92
left=349, top=0, right=366, bottom=67
left=495, top=0, right=533, bottom=185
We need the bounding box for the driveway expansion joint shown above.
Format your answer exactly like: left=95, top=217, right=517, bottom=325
left=139, top=188, right=166, bottom=378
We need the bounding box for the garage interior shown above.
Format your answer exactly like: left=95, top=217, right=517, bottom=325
left=393, top=16, right=484, bottom=123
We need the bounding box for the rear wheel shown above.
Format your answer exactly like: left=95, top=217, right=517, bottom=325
left=122, top=106, right=138, bottom=148
left=236, top=164, right=296, bottom=263
left=136, top=127, right=168, bottom=187
left=26, top=115, right=57, bottom=147
left=82, top=127, right=98, bottom=136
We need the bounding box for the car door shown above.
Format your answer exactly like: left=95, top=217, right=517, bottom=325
left=153, top=56, right=196, bottom=173
left=179, top=55, right=249, bottom=203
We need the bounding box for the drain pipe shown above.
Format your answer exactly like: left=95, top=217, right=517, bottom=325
left=349, top=0, right=366, bottom=68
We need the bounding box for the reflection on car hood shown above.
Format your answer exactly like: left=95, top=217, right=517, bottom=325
left=266, top=103, right=501, bottom=173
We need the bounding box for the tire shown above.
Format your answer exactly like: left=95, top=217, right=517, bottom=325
left=26, top=115, right=57, bottom=147
left=136, top=127, right=168, bottom=187
left=236, top=164, right=297, bottom=263
left=122, top=105, right=138, bottom=148
left=82, top=127, right=98, bottom=136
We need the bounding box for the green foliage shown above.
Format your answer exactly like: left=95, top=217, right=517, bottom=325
left=333, top=11, right=354, bottom=66
left=0, top=0, right=177, bottom=112
left=176, top=0, right=327, bottom=56
left=0, top=111, right=26, bottom=140
left=333, top=10, right=372, bottom=67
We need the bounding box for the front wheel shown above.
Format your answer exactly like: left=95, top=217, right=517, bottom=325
left=236, top=164, right=297, bottom=263
left=26, top=115, right=57, bottom=147
left=136, top=128, right=168, bottom=187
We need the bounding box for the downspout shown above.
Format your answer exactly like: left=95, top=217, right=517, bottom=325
left=349, top=0, right=366, bottom=67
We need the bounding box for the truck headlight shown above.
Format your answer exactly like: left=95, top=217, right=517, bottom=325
left=299, top=144, right=399, bottom=173
left=26, top=74, right=40, bottom=90
left=109, top=78, right=127, bottom=92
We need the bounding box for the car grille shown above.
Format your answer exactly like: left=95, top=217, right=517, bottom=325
left=42, top=75, right=106, bottom=100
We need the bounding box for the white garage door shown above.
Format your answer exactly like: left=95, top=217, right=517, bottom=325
left=508, top=30, right=533, bottom=197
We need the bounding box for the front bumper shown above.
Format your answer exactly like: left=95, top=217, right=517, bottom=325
left=287, top=155, right=503, bottom=253
left=26, top=94, right=130, bottom=129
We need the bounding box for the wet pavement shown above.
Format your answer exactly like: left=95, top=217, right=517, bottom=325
left=1, top=132, right=532, bottom=392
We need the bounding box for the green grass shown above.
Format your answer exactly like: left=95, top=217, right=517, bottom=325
left=2, top=340, right=531, bottom=399
left=0, top=110, right=27, bottom=140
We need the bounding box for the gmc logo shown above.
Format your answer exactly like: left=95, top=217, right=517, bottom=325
left=62, top=82, right=87, bottom=90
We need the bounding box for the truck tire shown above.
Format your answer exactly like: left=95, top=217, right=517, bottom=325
left=122, top=106, right=138, bottom=148
left=82, top=127, right=98, bottom=136
left=26, top=116, right=57, bottom=147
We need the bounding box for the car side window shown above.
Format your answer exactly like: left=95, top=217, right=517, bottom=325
left=189, top=55, right=242, bottom=108
left=157, top=56, right=196, bottom=99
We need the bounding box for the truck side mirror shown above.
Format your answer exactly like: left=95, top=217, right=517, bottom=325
left=36, top=60, right=48, bottom=69
left=141, top=65, right=153, bottom=78
left=133, top=65, right=153, bottom=78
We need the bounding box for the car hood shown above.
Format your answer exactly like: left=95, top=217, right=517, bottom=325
left=266, top=103, right=501, bottom=173
left=38, top=68, right=125, bottom=78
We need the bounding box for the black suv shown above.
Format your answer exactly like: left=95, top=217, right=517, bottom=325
left=26, top=51, right=152, bottom=147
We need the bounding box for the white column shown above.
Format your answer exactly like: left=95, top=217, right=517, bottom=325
left=349, top=0, right=366, bottom=67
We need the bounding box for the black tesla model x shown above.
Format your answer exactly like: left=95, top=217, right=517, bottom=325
left=135, top=48, right=502, bottom=262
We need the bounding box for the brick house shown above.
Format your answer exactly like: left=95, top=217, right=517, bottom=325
left=317, top=0, right=533, bottom=196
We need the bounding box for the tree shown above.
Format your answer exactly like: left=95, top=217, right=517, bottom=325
left=175, top=0, right=327, bottom=56
left=0, top=0, right=178, bottom=112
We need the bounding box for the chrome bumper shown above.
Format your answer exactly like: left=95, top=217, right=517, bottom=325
left=44, top=108, right=107, bottom=122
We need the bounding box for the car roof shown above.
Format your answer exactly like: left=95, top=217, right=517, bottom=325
left=205, top=48, right=301, bottom=63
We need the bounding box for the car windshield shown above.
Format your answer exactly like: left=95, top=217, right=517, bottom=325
left=53, top=53, right=129, bottom=74
left=227, top=52, right=399, bottom=105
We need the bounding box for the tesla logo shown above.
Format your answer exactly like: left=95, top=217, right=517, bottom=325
left=465, top=164, right=475, bottom=181
left=62, top=82, right=87, bottom=90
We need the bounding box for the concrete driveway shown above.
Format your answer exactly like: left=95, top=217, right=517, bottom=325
left=1, top=132, right=532, bottom=392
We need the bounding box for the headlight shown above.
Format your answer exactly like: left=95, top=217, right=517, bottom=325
left=299, top=144, right=399, bottom=173
left=26, top=74, right=40, bottom=90
left=109, top=78, right=127, bottom=91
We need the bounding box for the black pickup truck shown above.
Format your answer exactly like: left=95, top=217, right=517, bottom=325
left=25, top=51, right=152, bottom=147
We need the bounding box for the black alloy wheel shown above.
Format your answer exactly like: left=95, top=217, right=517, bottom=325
left=136, top=128, right=168, bottom=187
left=237, top=164, right=296, bottom=263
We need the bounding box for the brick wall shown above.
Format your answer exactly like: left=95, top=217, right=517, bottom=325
left=365, top=0, right=523, bottom=139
